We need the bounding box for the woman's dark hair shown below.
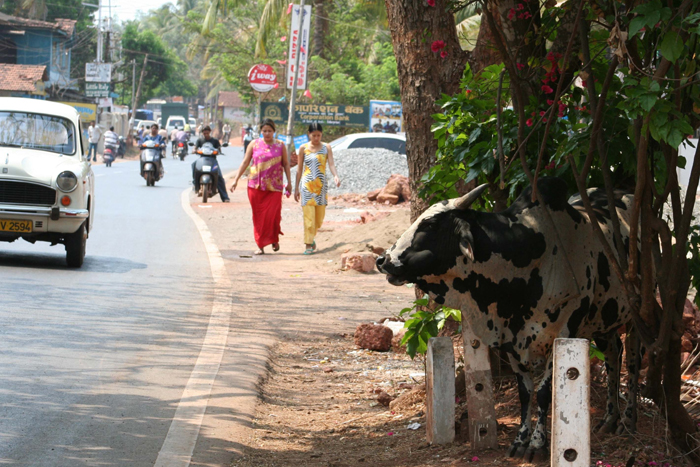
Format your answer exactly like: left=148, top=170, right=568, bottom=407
left=308, top=123, right=323, bottom=133
left=260, top=118, right=276, bottom=131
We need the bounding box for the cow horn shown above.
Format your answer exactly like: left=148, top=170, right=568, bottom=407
left=454, top=183, right=488, bottom=210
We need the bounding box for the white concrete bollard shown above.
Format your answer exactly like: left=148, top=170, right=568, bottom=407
left=461, top=326, right=499, bottom=449
left=551, top=338, right=590, bottom=467
left=426, top=336, right=455, bottom=444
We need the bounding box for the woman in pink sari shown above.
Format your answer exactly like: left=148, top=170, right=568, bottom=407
left=231, top=119, right=292, bottom=254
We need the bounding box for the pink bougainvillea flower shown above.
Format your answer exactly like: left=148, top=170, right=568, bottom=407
left=547, top=99, right=554, bottom=105
left=517, top=3, right=524, bottom=9
left=440, top=50, right=448, bottom=58
left=280, top=36, right=287, bottom=42
left=526, top=118, right=533, bottom=127
left=540, top=110, right=546, bottom=117
left=581, top=80, right=587, bottom=87
left=516, top=63, right=525, bottom=70
left=471, top=456, right=479, bottom=462
left=518, top=11, right=532, bottom=19
left=427, top=0, right=436, bottom=6
left=303, top=89, right=313, bottom=99
left=287, top=2, right=293, bottom=14
left=276, top=60, right=287, bottom=65
left=431, top=40, right=446, bottom=52
left=507, top=8, right=516, bottom=19
left=542, top=85, right=554, bottom=94
left=387, top=432, right=394, bottom=436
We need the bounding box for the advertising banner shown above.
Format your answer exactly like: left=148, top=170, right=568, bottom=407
left=261, top=102, right=369, bottom=128
left=58, top=102, right=97, bottom=122
left=287, top=4, right=311, bottom=90
left=369, top=100, right=403, bottom=133
left=85, top=82, right=110, bottom=97
left=85, top=63, right=112, bottom=83
left=248, top=64, right=277, bottom=92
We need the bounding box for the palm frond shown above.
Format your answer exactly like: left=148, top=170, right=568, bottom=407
left=255, top=0, right=287, bottom=58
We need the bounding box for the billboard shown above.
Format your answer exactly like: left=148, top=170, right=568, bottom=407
left=85, top=82, right=110, bottom=97
left=287, top=4, right=311, bottom=90
left=260, top=102, right=369, bottom=128
left=369, top=100, right=403, bottom=133
left=58, top=102, right=97, bottom=122
left=85, top=63, right=112, bottom=83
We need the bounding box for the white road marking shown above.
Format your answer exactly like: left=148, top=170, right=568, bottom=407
left=153, top=189, right=232, bottom=467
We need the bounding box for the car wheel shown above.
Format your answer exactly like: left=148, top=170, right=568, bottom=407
left=65, top=222, right=86, bottom=268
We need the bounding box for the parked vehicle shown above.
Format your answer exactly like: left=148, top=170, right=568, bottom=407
left=117, top=136, right=127, bottom=158
left=0, top=98, right=95, bottom=267
left=191, top=141, right=227, bottom=202
left=329, top=132, right=406, bottom=154
left=103, top=147, right=115, bottom=167
left=139, top=140, right=165, bottom=186
left=165, top=116, right=187, bottom=135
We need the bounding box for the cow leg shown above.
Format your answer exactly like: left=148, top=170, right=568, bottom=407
left=617, top=327, right=640, bottom=435
left=524, top=364, right=553, bottom=462
left=594, top=333, right=623, bottom=434
left=507, top=359, right=534, bottom=458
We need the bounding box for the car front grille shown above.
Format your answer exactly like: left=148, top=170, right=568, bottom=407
left=0, top=180, right=56, bottom=206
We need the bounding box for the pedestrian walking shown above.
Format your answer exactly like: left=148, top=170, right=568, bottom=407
left=243, top=125, right=253, bottom=154
left=294, top=123, right=340, bottom=255
left=222, top=123, right=231, bottom=143
left=87, top=121, right=102, bottom=161
left=230, top=119, right=292, bottom=255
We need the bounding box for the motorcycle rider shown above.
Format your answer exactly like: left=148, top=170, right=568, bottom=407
left=170, top=126, right=180, bottom=153
left=141, top=123, right=166, bottom=178
left=103, top=126, right=119, bottom=159
left=192, top=125, right=230, bottom=203
left=174, top=126, right=190, bottom=154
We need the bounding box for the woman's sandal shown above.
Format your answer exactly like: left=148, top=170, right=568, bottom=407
left=254, top=248, right=265, bottom=255
left=311, top=241, right=316, bottom=251
left=303, top=248, right=314, bottom=255
left=272, top=243, right=280, bottom=252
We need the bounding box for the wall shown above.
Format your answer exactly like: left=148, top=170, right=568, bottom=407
left=679, top=139, right=700, bottom=193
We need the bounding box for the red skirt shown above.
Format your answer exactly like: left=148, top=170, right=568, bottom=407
left=247, top=187, right=283, bottom=248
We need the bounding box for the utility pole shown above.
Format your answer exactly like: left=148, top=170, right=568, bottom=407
left=133, top=54, right=148, bottom=117
left=128, top=58, right=137, bottom=140
left=285, top=0, right=305, bottom=154
left=96, top=0, right=102, bottom=62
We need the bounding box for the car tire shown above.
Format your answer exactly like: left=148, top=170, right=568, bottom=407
left=65, top=222, right=86, bottom=268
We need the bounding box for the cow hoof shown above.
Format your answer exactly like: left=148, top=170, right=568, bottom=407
left=508, top=444, right=528, bottom=458
left=524, top=446, right=549, bottom=463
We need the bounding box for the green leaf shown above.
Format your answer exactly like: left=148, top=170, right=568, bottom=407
left=678, top=156, right=687, bottom=169
left=639, top=93, right=658, bottom=112
left=659, top=31, right=685, bottom=63
left=628, top=17, right=646, bottom=37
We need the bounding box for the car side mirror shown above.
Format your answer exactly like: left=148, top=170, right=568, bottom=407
left=222, top=143, right=229, bottom=147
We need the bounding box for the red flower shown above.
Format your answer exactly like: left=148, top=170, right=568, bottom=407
left=508, top=8, right=516, bottom=19
left=547, top=99, right=554, bottom=105
left=526, top=118, right=533, bottom=127
left=516, top=63, right=525, bottom=70
left=581, top=80, right=587, bottom=87
left=542, top=85, right=554, bottom=94
left=540, top=110, right=546, bottom=117
left=518, top=11, right=532, bottom=19
left=427, top=0, right=435, bottom=6
left=440, top=50, right=448, bottom=58
left=545, top=161, right=555, bottom=170
left=465, top=89, right=472, bottom=94
left=431, top=40, right=446, bottom=52
left=517, top=3, right=524, bottom=9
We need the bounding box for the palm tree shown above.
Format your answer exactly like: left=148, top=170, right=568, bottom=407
left=18, top=0, right=48, bottom=20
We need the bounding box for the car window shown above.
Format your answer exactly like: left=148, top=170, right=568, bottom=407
left=330, top=136, right=347, bottom=148
left=0, top=111, right=76, bottom=155
left=371, top=138, right=405, bottom=153
left=347, top=138, right=377, bottom=149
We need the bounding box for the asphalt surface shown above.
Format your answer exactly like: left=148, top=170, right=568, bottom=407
left=0, top=146, right=243, bottom=466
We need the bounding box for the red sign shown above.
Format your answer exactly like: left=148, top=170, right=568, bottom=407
left=248, top=64, right=277, bottom=93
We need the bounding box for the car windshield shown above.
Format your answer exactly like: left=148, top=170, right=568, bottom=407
left=330, top=136, right=347, bottom=148
left=0, top=111, right=76, bottom=155
left=170, top=119, right=185, bottom=126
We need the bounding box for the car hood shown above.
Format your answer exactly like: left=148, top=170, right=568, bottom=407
left=0, top=149, right=83, bottom=186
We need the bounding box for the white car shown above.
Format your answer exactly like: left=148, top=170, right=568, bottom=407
left=0, top=98, right=95, bottom=267
left=165, top=116, right=187, bottom=134
left=329, top=132, right=406, bottom=154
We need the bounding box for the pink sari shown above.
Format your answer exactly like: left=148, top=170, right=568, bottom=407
left=247, top=139, right=285, bottom=248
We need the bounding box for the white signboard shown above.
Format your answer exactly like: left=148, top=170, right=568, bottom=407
left=85, top=63, right=112, bottom=83
left=286, top=4, right=311, bottom=90
left=97, top=97, right=113, bottom=108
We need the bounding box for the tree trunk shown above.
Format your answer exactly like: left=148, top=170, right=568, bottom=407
left=385, top=0, right=468, bottom=221
left=312, top=0, right=327, bottom=59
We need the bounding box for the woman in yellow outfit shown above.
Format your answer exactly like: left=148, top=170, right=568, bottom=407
left=294, top=123, right=340, bottom=254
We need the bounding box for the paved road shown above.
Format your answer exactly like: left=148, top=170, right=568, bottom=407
left=0, top=147, right=243, bottom=466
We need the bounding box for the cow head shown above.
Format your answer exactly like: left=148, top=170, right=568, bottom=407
left=376, top=184, right=488, bottom=290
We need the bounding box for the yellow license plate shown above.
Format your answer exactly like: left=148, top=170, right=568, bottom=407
left=0, top=219, right=32, bottom=233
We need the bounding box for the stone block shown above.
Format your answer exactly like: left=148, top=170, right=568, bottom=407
left=426, top=337, right=455, bottom=445
left=341, top=252, right=376, bottom=272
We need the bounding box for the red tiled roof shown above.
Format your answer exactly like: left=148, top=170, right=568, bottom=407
left=218, top=91, right=244, bottom=108
left=0, top=12, right=74, bottom=36
left=0, top=64, right=48, bottom=92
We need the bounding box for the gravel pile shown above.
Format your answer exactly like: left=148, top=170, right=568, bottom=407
left=291, top=148, right=408, bottom=195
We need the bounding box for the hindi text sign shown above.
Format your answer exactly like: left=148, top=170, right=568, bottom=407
left=286, top=5, right=311, bottom=90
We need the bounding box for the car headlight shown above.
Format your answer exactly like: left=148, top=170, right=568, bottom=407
left=56, top=171, right=78, bottom=192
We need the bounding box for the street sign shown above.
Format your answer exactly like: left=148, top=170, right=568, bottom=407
left=261, top=102, right=369, bottom=128
left=98, top=97, right=113, bottom=108
left=85, top=82, right=110, bottom=97
left=85, top=62, right=112, bottom=83
left=248, top=64, right=277, bottom=93
left=286, top=4, right=311, bottom=90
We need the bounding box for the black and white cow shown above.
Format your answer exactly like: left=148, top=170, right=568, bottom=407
left=376, top=177, right=639, bottom=459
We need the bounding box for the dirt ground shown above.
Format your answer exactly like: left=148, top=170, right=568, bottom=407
left=194, top=183, right=695, bottom=467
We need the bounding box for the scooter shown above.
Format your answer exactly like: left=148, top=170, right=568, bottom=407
left=191, top=141, right=227, bottom=202
left=103, top=146, right=115, bottom=167
left=140, top=140, right=165, bottom=186
left=176, top=141, right=187, bottom=161
left=117, top=136, right=127, bottom=158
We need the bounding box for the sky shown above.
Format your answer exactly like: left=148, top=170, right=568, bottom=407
left=97, top=0, right=172, bottom=23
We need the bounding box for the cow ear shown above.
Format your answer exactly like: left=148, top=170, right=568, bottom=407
left=460, top=240, right=474, bottom=261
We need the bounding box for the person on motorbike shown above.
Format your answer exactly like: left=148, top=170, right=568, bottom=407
left=103, top=126, right=119, bottom=158
left=192, top=125, right=230, bottom=202
left=175, top=127, right=189, bottom=154
left=141, top=124, right=166, bottom=177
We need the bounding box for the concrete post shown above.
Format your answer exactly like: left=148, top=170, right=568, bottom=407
left=462, top=325, right=499, bottom=449
left=551, top=338, right=590, bottom=467
left=426, top=337, right=455, bottom=445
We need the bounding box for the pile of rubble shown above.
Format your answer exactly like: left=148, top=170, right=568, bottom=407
left=368, top=174, right=411, bottom=205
